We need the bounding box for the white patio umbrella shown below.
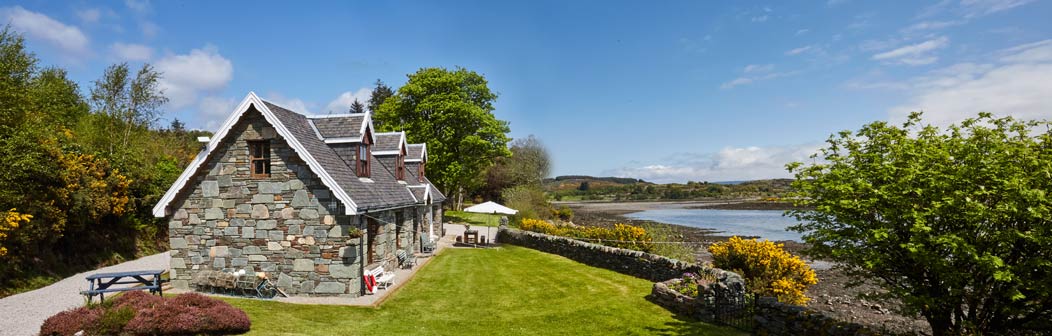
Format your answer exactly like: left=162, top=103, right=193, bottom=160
left=463, top=201, right=517, bottom=244
left=463, top=201, right=518, bottom=215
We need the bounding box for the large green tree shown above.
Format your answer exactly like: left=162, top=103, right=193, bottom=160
left=375, top=67, right=511, bottom=209
left=787, top=112, right=1052, bottom=335
left=481, top=135, right=551, bottom=201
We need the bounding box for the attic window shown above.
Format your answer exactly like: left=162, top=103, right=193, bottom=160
left=356, top=134, right=371, bottom=177
left=418, top=161, right=425, bottom=183
left=249, top=140, right=271, bottom=178
left=396, top=149, right=406, bottom=180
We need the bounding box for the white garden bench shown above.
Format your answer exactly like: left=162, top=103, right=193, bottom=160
left=365, top=265, right=395, bottom=292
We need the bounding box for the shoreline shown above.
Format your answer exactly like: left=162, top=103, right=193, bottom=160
left=559, top=199, right=930, bottom=334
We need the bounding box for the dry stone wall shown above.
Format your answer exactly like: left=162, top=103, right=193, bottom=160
left=754, top=297, right=890, bottom=335
left=498, top=226, right=744, bottom=284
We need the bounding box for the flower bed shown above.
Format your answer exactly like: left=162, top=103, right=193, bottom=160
left=40, top=291, right=250, bottom=336
left=518, top=218, right=654, bottom=252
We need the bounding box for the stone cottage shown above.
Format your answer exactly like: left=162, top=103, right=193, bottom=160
left=152, top=92, right=445, bottom=297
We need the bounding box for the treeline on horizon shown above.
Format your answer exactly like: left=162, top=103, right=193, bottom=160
left=0, top=28, right=208, bottom=296
left=544, top=175, right=793, bottom=201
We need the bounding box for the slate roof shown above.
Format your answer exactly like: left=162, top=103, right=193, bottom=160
left=373, top=132, right=403, bottom=153
left=310, top=115, right=364, bottom=139
left=264, top=102, right=418, bottom=210
left=405, top=162, right=446, bottom=203
left=407, top=144, right=425, bottom=161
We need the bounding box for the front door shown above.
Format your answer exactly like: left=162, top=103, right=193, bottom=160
left=367, top=218, right=379, bottom=265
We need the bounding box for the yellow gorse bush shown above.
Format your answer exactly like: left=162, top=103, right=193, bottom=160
left=519, top=219, right=654, bottom=252
left=1, top=209, right=32, bottom=257
left=708, top=236, right=817, bottom=305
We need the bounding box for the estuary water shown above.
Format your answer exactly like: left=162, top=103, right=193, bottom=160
left=624, top=208, right=804, bottom=242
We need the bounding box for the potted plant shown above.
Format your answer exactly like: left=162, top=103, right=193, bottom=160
left=348, top=227, right=364, bottom=238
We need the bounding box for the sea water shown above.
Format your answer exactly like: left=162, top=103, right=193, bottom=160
left=624, top=209, right=804, bottom=242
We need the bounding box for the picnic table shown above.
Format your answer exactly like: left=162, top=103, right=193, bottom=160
left=464, top=229, right=479, bottom=244
left=81, top=269, right=166, bottom=303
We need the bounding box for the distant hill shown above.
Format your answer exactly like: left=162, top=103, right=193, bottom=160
left=544, top=176, right=794, bottom=201
left=543, top=175, right=651, bottom=192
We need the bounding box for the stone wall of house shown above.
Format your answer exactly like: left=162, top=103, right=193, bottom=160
left=166, top=108, right=367, bottom=297
left=754, top=297, right=887, bottom=335
left=363, top=207, right=417, bottom=270
left=498, top=226, right=744, bottom=284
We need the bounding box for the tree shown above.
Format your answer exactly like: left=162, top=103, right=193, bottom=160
left=375, top=67, right=511, bottom=209
left=481, top=135, right=551, bottom=201
left=348, top=99, right=366, bottom=114
left=367, top=79, right=392, bottom=114
left=88, top=63, right=168, bottom=158
left=578, top=181, right=590, bottom=191
left=787, top=112, right=1052, bottom=335
left=169, top=118, right=185, bottom=133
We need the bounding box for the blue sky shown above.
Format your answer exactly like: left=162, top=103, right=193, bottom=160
left=3, top=0, right=1051, bottom=182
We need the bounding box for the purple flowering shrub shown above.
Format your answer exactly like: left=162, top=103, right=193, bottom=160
left=39, top=292, right=250, bottom=336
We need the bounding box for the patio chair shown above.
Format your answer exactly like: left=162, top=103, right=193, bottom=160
left=397, top=250, right=417, bottom=269
left=420, top=235, right=436, bottom=254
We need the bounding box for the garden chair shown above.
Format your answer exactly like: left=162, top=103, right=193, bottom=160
left=397, top=250, right=416, bottom=269
left=420, top=235, right=436, bottom=254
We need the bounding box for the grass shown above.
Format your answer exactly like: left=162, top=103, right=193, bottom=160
left=223, top=246, right=744, bottom=335
left=444, top=210, right=504, bottom=227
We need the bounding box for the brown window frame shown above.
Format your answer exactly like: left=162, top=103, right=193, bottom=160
left=395, top=147, right=406, bottom=180
left=418, top=161, right=426, bottom=183
left=248, top=140, right=271, bottom=178
left=356, top=131, right=372, bottom=178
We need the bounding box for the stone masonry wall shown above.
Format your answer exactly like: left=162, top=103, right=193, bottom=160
left=754, top=297, right=888, bottom=335
left=167, top=108, right=368, bottom=297
left=498, top=226, right=743, bottom=283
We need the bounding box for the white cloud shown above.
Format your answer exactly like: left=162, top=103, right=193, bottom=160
left=785, top=45, right=813, bottom=56
left=743, top=64, right=774, bottom=73
left=902, top=20, right=964, bottom=32
left=263, top=93, right=312, bottom=114
left=125, top=0, right=150, bottom=13
left=795, top=29, right=810, bottom=36
left=75, top=8, right=101, bottom=23
left=872, top=36, right=949, bottom=65
left=721, top=65, right=800, bottom=89
left=0, top=6, right=89, bottom=56
left=323, top=88, right=373, bottom=114
left=751, top=15, right=769, bottom=22
left=195, top=96, right=236, bottom=130
left=961, top=0, right=1034, bottom=18
left=721, top=78, right=754, bottom=89
left=140, top=21, right=160, bottom=38
left=110, top=42, right=153, bottom=61
left=604, top=144, right=823, bottom=183
left=155, top=46, right=234, bottom=109
left=887, top=39, right=1052, bottom=126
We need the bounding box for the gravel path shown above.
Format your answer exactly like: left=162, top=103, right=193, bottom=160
left=0, top=252, right=170, bottom=336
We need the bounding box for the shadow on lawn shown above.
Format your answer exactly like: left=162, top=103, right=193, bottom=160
left=645, top=313, right=742, bottom=336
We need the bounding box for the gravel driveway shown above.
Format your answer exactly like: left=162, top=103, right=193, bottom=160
left=0, top=252, right=170, bottom=336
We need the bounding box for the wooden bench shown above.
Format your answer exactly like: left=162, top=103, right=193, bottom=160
left=364, top=265, right=395, bottom=293
left=80, top=270, right=166, bottom=304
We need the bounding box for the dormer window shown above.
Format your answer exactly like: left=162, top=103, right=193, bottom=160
left=418, top=161, right=426, bottom=183
left=396, top=147, right=406, bottom=180
left=248, top=140, right=271, bottom=178
left=356, top=130, right=372, bottom=177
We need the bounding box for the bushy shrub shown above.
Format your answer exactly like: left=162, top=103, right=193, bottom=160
left=708, top=236, right=817, bottom=305
left=39, top=306, right=102, bottom=336
left=39, top=292, right=250, bottom=335
left=551, top=206, right=573, bottom=221
left=668, top=273, right=711, bottom=297
left=519, top=219, right=654, bottom=252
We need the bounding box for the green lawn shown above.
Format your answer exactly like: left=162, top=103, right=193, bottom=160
left=444, top=210, right=504, bottom=227
left=224, top=246, right=743, bottom=335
